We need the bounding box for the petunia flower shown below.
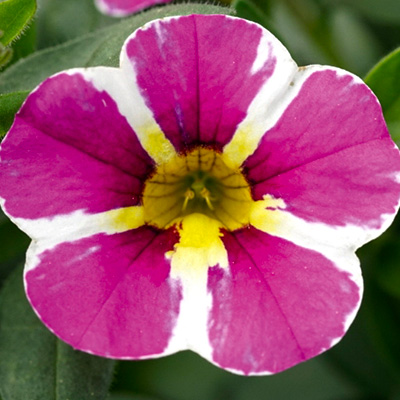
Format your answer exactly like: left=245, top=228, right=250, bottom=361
left=94, top=0, right=173, bottom=17
left=1, top=14, right=400, bottom=376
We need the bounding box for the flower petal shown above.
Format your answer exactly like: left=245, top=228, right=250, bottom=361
left=122, top=15, right=295, bottom=151
left=207, top=227, right=361, bottom=375
left=243, top=67, right=400, bottom=228
left=25, top=227, right=181, bottom=358
left=95, top=0, right=172, bottom=17
left=0, top=71, right=154, bottom=220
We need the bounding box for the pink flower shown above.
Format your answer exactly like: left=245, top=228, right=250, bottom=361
left=1, top=15, right=400, bottom=375
left=94, top=0, right=173, bottom=17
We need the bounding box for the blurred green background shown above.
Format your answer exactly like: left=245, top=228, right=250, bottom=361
left=1, top=0, right=400, bottom=399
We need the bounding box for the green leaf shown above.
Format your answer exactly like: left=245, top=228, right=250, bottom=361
left=365, top=48, right=400, bottom=144
left=8, top=21, right=37, bottom=65
left=36, top=0, right=114, bottom=49
left=109, top=394, right=162, bottom=400
left=233, top=0, right=285, bottom=44
left=0, top=0, right=36, bottom=47
left=363, top=279, right=400, bottom=374
left=0, top=42, right=12, bottom=66
left=0, top=265, right=116, bottom=400
left=0, top=209, right=29, bottom=288
left=265, top=0, right=337, bottom=68
left=331, top=228, right=400, bottom=389
left=233, top=0, right=272, bottom=28
left=326, top=293, right=400, bottom=396
left=354, top=220, right=400, bottom=375
left=364, top=218, right=400, bottom=299
left=0, top=91, right=29, bottom=139
left=0, top=3, right=234, bottom=94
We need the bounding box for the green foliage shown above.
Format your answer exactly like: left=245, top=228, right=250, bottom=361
left=326, top=273, right=400, bottom=396
left=232, top=0, right=272, bottom=30
left=109, top=395, right=161, bottom=400
left=234, top=0, right=381, bottom=76
left=0, top=265, right=116, bottom=400
left=0, top=0, right=36, bottom=47
left=375, top=239, right=400, bottom=299
left=111, top=350, right=360, bottom=400
left=329, top=7, right=380, bottom=75
left=322, top=0, right=400, bottom=24
left=365, top=48, right=400, bottom=144
left=0, top=0, right=36, bottom=68
left=0, top=210, right=29, bottom=287
left=0, top=91, right=29, bottom=139
left=0, top=43, right=12, bottom=68
left=9, top=21, right=37, bottom=65
left=36, top=0, right=114, bottom=49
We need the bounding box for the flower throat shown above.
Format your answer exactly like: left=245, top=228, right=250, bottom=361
left=142, top=148, right=252, bottom=231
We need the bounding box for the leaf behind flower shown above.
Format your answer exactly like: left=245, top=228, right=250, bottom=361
left=365, top=47, right=400, bottom=144
left=0, top=265, right=116, bottom=400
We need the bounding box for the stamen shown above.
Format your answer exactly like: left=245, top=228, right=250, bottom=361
left=182, top=189, right=195, bottom=211
left=200, top=187, right=215, bottom=210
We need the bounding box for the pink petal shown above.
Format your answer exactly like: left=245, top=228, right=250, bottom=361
left=95, top=0, right=172, bottom=17
left=0, top=72, right=153, bottom=219
left=25, top=227, right=181, bottom=357
left=123, top=15, right=280, bottom=151
left=244, top=69, right=400, bottom=228
left=207, top=227, right=360, bottom=375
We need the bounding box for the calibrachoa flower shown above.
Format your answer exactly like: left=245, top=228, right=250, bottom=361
left=94, top=0, right=173, bottom=17
left=1, top=14, right=400, bottom=376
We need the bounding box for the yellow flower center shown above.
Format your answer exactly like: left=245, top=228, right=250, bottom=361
left=108, top=147, right=283, bottom=278
left=142, top=147, right=252, bottom=231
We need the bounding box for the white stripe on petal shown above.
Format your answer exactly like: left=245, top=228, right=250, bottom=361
left=222, top=65, right=363, bottom=169
left=68, top=67, right=176, bottom=165
left=249, top=194, right=400, bottom=286
left=164, top=214, right=228, bottom=358
left=222, top=32, right=297, bottom=168
left=165, top=268, right=214, bottom=359
left=0, top=200, right=145, bottom=271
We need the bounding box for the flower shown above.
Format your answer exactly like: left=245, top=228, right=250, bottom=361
left=94, top=0, right=173, bottom=17
left=1, top=14, right=400, bottom=376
